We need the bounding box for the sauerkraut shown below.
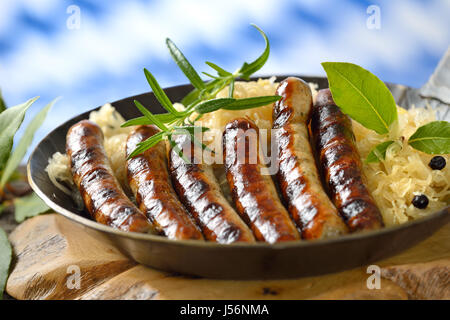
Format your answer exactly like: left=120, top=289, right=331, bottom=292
left=353, top=107, right=449, bottom=226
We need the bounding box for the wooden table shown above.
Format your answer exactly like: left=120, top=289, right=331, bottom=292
left=5, top=213, right=450, bottom=300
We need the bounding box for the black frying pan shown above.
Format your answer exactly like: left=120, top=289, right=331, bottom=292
left=27, top=75, right=450, bottom=279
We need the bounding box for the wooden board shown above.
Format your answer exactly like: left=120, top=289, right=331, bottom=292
left=5, top=214, right=450, bottom=300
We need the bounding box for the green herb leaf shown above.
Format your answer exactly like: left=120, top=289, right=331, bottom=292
left=0, top=227, right=11, bottom=300
left=408, top=121, right=450, bottom=154
left=238, top=24, right=270, bottom=80
left=181, top=79, right=222, bottom=106
left=121, top=116, right=151, bottom=127
left=0, top=89, right=6, bottom=114
left=202, top=72, right=220, bottom=80
left=195, top=98, right=235, bottom=114
left=223, top=95, right=281, bottom=110
left=134, top=100, right=168, bottom=131
left=0, top=97, right=39, bottom=171
left=144, top=69, right=180, bottom=115
left=14, top=192, right=50, bottom=223
left=166, top=38, right=205, bottom=91
left=228, top=78, right=235, bottom=98
left=173, top=125, right=210, bottom=133
left=205, top=61, right=231, bottom=77
left=322, top=62, right=397, bottom=135
left=121, top=113, right=179, bottom=128
left=127, top=131, right=165, bottom=159
left=181, top=89, right=201, bottom=107
left=365, top=140, right=395, bottom=163
left=0, top=98, right=57, bottom=189
left=128, top=25, right=275, bottom=160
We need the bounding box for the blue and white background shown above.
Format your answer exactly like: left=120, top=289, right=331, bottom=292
left=0, top=0, right=449, bottom=152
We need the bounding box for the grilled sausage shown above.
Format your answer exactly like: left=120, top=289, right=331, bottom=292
left=67, top=120, right=151, bottom=233
left=311, top=89, right=384, bottom=231
left=273, top=77, right=348, bottom=239
left=223, top=118, right=300, bottom=243
left=169, top=134, right=255, bottom=243
left=126, top=125, right=204, bottom=240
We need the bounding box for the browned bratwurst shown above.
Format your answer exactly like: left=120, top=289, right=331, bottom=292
left=223, top=118, right=300, bottom=243
left=126, top=125, right=204, bottom=240
left=66, top=120, right=151, bottom=233
left=311, top=89, right=384, bottom=232
left=169, top=135, right=255, bottom=243
left=273, top=77, right=348, bottom=239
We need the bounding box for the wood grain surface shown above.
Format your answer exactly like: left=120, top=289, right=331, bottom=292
left=5, top=214, right=450, bottom=300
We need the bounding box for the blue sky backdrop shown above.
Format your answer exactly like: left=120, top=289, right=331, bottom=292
left=0, top=0, right=449, bottom=155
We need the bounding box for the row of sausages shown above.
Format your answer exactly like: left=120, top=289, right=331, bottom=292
left=66, top=77, right=384, bottom=243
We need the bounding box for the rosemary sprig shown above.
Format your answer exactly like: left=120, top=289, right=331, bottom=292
left=180, top=24, right=270, bottom=106
left=124, top=24, right=279, bottom=159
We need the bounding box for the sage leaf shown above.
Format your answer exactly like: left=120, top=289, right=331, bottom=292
left=222, top=95, right=281, bottom=110
left=408, top=121, right=450, bottom=154
left=14, top=192, right=50, bottom=223
left=365, top=140, right=395, bottom=163
left=0, top=98, right=57, bottom=189
left=166, top=38, right=205, bottom=91
left=239, top=24, right=270, bottom=80
left=0, top=97, right=38, bottom=171
left=322, top=62, right=397, bottom=135
left=0, top=227, right=12, bottom=300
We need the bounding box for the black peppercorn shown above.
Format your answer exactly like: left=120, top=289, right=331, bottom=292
left=412, top=194, right=429, bottom=209
left=428, top=156, right=446, bottom=170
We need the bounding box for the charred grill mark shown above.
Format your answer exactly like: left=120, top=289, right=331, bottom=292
left=310, top=102, right=351, bottom=131
left=80, top=178, right=120, bottom=214
left=223, top=118, right=300, bottom=243
left=169, top=134, right=256, bottom=243
left=341, top=200, right=383, bottom=231
left=320, top=142, right=359, bottom=171
left=315, top=123, right=356, bottom=154
left=311, top=89, right=384, bottom=232
left=67, top=120, right=150, bottom=233
left=126, top=125, right=203, bottom=240
left=273, top=79, right=295, bottom=128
